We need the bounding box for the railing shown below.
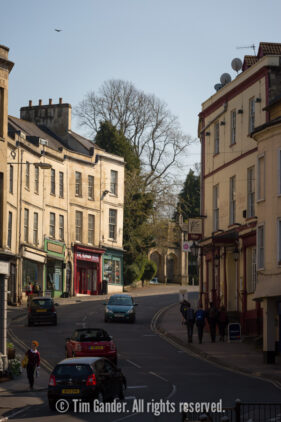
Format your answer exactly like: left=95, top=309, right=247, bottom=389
left=182, top=399, right=281, bottom=421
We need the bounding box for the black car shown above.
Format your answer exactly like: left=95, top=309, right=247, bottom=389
left=104, top=294, right=137, bottom=323
left=48, top=357, right=126, bottom=410
left=28, top=297, right=57, bottom=326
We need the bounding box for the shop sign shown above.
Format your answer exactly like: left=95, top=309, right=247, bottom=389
left=47, top=242, right=63, bottom=255
left=188, top=218, right=203, bottom=234
left=0, top=262, right=9, bottom=275
left=76, top=252, right=99, bottom=262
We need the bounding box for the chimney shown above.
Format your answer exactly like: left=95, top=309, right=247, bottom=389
left=49, top=98, right=52, bottom=105
left=59, top=97, right=62, bottom=104
left=38, top=99, right=42, bottom=106
left=29, top=100, right=32, bottom=107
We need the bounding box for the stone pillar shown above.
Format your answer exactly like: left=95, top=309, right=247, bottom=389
left=0, top=274, right=8, bottom=356
left=263, top=297, right=276, bottom=364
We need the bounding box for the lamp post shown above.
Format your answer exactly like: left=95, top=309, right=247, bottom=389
left=233, top=246, right=239, bottom=311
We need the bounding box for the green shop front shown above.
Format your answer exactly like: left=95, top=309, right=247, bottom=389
left=102, top=248, right=123, bottom=293
left=44, top=239, right=65, bottom=298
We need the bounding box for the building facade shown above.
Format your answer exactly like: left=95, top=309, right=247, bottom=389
left=5, top=97, right=125, bottom=302
left=198, top=42, right=281, bottom=343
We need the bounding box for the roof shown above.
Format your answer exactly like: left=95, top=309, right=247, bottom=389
left=58, top=357, right=101, bottom=365
left=258, top=42, right=281, bottom=57
left=242, top=55, right=259, bottom=71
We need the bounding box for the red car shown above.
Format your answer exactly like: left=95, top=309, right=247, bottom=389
left=65, top=328, right=117, bottom=364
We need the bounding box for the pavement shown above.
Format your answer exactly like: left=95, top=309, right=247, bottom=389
left=1, top=285, right=281, bottom=420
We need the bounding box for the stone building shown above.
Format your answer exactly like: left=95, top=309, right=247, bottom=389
left=5, top=95, right=125, bottom=301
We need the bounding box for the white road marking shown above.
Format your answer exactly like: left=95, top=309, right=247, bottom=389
left=112, top=413, right=136, bottom=422
left=82, top=315, right=87, bottom=322
left=124, top=396, right=136, bottom=400
left=148, top=371, right=168, bottom=382
left=127, top=385, right=148, bottom=389
left=5, top=405, right=32, bottom=419
left=126, top=359, right=141, bottom=369
left=167, top=384, right=177, bottom=399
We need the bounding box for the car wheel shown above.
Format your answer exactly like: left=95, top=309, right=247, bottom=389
left=118, top=383, right=126, bottom=400
left=104, top=317, right=108, bottom=323
left=53, top=319, right=57, bottom=326
left=28, top=320, right=33, bottom=327
left=97, top=391, right=104, bottom=403
left=48, top=399, right=56, bottom=411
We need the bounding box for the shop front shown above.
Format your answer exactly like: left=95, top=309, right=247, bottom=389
left=22, top=247, right=46, bottom=296
left=44, top=239, right=65, bottom=298
left=74, top=245, right=104, bottom=295
left=102, top=248, right=123, bottom=293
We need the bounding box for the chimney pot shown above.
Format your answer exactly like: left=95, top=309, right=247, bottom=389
left=49, top=98, right=52, bottom=105
left=59, top=97, right=62, bottom=104
left=29, top=100, right=32, bottom=107
left=39, top=99, right=42, bottom=106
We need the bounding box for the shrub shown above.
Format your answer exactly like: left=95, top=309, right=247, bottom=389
left=142, top=260, right=157, bottom=282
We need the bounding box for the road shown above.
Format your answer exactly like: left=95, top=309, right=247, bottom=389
left=7, top=290, right=281, bottom=421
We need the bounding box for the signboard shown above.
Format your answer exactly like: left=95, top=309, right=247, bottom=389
left=182, top=241, right=192, bottom=252
left=228, top=323, right=241, bottom=342
left=76, top=252, right=99, bottom=263
left=188, top=233, right=202, bottom=241
left=47, top=242, right=63, bottom=255
left=0, top=262, right=9, bottom=275
left=188, top=218, right=203, bottom=235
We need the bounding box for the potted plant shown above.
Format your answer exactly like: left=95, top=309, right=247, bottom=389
left=7, top=342, right=15, bottom=360
left=8, top=358, right=21, bottom=379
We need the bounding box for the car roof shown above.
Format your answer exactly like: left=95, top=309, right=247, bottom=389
left=73, top=328, right=108, bottom=332
left=31, top=297, right=53, bottom=300
left=109, top=294, right=132, bottom=298
left=57, top=357, right=102, bottom=365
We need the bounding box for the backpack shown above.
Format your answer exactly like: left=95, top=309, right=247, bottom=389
left=184, top=307, right=195, bottom=322
left=196, top=309, right=204, bottom=321
left=209, top=307, right=218, bottom=320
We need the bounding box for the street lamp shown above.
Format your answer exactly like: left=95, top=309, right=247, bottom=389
left=190, top=241, right=199, bottom=258
left=233, top=246, right=239, bottom=262
left=214, top=254, right=220, bottom=267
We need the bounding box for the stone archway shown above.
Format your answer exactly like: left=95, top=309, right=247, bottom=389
left=166, top=253, right=177, bottom=283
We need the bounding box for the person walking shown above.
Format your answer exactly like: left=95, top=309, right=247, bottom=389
left=180, top=299, right=190, bottom=325
left=195, top=305, right=206, bottom=344
left=207, top=302, right=218, bottom=343
left=183, top=302, right=195, bottom=343
left=218, top=306, right=229, bottom=342
left=25, top=340, right=40, bottom=390
left=26, top=282, right=33, bottom=307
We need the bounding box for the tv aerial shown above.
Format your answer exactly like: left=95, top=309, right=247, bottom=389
left=220, top=73, right=232, bottom=85
left=231, top=58, right=243, bottom=73
left=236, top=44, right=256, bottom=55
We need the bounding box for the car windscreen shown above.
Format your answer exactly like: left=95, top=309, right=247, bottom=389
left=31, top=299, right=53, bottom=308
left=73, top=330, right=110, bottom=342
left=108, top=297, right=133, bottom=306
left=53, top=364, right=92, bottom=378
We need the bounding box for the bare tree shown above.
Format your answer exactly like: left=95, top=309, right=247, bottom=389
left=75, top=79, right=194, bottom=187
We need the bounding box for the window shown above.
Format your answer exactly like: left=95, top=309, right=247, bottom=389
left=247, top=167, right=255, bottom=218
left=214, top=122, right=219, bottom=154
left=24, top=208, right=29, bottom=242
left=257, top=225, right=264, bottom=269
left=109, top=209, right=117, bottom=240
left=88, top=175, right=94, bottom=200
left=229, top=176, right=236, bottom=225
left=51, top=169, right=55, bottom=195
left=230, top=110, right=236, bottom=145
left=59, top=172, right=64, bottom=198
left=88, top=214, right=95, bottom=244
left=7, top=212, right=12, bottom=248
left=50, top=213, right=55, bottom=238
left=278, top=150, right=281, bottom=195
left=249, top=97, right=255, bottom=133
left=33, top=212, right=38, bottom=245
left=278, top=219, right=281, bottom=264
left=257, top=154, right=265, bottom=201
left=75, top=172, right=82, bottom=196
left=9, top=165, right=13, bottom=194
left=59, top=215, right=64, bottom=241
left=110, top=170, right=118, bottom=195
left=34, top=166, right=39, bottom=194
left=103, top=258, right=121, bottom=284
left=246, top=247, right=257, bottom=293
left=75, top=211, right=83, bottom=242
left=25, top=162, right=30, bottom=189
left=213, top=185, right=219, bottom=231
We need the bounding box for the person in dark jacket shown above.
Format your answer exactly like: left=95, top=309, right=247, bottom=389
left=218, top=306, right=229, bottom=342
left=25, top=340, right=40, bottom=390
left=182, top=302, right=195, bottom=343
left=207, top=302, right=218, bottom=343
left=180, top=299, right=190, bottom=325
left=195, top=305, right=206, bottom=344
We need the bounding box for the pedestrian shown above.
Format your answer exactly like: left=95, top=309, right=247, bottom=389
left=33, top=281, right=40, bottom=296
left=218, top=306, right=229, bottom=342
left=25, top=340, right=40, bottom=390
left=180, top=299, right=190, bottom=325
left=182, top=302, right=195, bottom=343
left=195, top=304, right=206, bottom=344
left=26, top=282, right=33, bottom=307
left=207, top=302, right=218, bottom=343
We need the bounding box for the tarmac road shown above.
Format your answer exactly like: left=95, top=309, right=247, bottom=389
left=7, top=290, right=281, bottom=421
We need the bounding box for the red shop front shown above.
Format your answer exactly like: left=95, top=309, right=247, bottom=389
left=74, top=246, right=104, bottom=295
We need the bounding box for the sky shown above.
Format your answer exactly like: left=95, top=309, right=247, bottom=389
left=1, top=0, right=281, bottom=176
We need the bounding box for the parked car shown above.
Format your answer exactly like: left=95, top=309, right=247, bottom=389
left=149, top=277, right=159, bottom=284
left=28, top=297, right=57, bottom=326
left=65, top=328, right=117, bottom=364
left=48, top=357, right=126, bottom=410
left=104, top=294, right=137, bottom=323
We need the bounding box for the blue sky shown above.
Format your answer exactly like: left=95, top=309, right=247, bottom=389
left=1, top=0, right=281, bottom=173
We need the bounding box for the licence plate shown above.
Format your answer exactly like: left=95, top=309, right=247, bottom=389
left=62, top=389, right=80, bottom=394
left=36, top=309, right=47, bottom=312
left=114, top=313, right=123, bottom=317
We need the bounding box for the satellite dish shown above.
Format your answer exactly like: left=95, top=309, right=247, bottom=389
left=214, top=83, right=222, bottom=92
left=231, top=58, right=243, bottom=73
left=220, top=73, right=232, bottom=85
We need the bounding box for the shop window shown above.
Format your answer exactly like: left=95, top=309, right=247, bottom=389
left=88, top=214, right=95, bottom=244
left=24, top=208, right=29, bottom=242
left=9, top=165, right=13, bottom=194
left=46, top=259, right=63, bottom=291
left=7, top=211, right=12, bottom=248
left=75, top=172, right=82, bottom=197
left=33, top=212, right=38, bottom=245
left=34, top=166, right=39, bottom=194
left=109, top=209, right=117, bottom=240
left=110, top=170, right=118, bottom=195
left=51, top=169, right=56, bottom=195
left=76, top=211, right=83, bottom=242
left=103, top=258, right=121, bottom=284
left=50, top=212, right=55, bottom=238
left=59, top=172, right=64, bottom=198
left=88, top=176, right=94, bottom=200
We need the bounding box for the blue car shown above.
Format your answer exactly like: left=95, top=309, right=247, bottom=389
left=104, top=294, right=137, bottom=323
